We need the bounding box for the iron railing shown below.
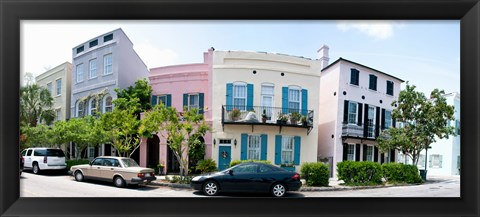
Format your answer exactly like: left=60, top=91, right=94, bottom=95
left=222, top=105, right=314, bottom=128
left=341, top=122, right=392, bottom=139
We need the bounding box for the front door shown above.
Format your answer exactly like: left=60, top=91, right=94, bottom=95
left=218, top=146, right=231, bottom=171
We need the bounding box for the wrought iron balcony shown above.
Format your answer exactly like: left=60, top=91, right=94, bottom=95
left=341, top=122, right=390, bottom=140
left=222, top=105, right=314, bottom=134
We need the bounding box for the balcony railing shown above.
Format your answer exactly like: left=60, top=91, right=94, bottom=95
left=222, top=105, right=314, bottom=134
left=341, top=122, right=392, bottom=139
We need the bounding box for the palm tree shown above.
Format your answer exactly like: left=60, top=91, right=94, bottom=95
left=20, top=84, right=55, bottom=127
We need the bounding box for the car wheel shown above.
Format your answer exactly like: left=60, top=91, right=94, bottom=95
left=203, top=180, right=219, bottom=196
left=271, top=183, right=286, bottom=197
left=32, top=163, right=40, bottom=174
left=74, top=171, right=84, bottom=182
left=114, top=176, right=126, bottom=188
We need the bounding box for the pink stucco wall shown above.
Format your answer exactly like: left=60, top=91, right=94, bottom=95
left=139, top=49, right=213, bottom=171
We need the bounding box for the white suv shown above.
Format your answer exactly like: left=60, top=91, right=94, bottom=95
left=21, top=148, right=67, bottom=174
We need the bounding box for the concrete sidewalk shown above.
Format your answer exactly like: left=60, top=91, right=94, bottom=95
left=150, top=175, right=459, bottom=192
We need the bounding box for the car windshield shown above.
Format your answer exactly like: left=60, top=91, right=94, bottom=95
left=121, top=158, right=139, bottom=168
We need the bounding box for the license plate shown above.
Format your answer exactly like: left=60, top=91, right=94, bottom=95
left=145, top=173, right=151, bottom=177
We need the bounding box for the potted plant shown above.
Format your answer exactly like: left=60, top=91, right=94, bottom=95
left=261, top=109, right=267, bottom=123
left=229, top=108, right=241, bottom=121
left=300, top=115, right=308, bottom=127
left=289, top=112, right=302, bottom=125
left=157, top=162, right=165, bottom=175
left=277, top=113, right=288, bottom=125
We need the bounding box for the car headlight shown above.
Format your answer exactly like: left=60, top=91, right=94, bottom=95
left=192, top=176, right=201, bottom=181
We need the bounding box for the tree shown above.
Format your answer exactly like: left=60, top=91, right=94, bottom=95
left=63, top=116, right=108, bottom=160
left=377, top=83, right=456, bottom=165
left=20, top=124, right=55, bottom=148
left=141, top=104, right=210, bottom=177
left=114, top=78, right=153, bottom=114
left=20, top=84, right=55, bottom=127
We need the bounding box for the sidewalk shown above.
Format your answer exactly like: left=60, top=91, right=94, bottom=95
left=150, top=175, right=458, bottom=192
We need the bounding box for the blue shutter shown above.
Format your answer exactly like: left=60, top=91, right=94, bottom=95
left=275, top=135, right=282, bottom=164
left=151, top=95, right=157, bottom=107
left=183, top=94, right=188, bottom=112
left=166, top=94, right=171, bottom=108
left=294, top=136, right=301, bottom=165
left=241, top=134, right=248, bottom=160
left=261, top=134, right=267, bottom=160
left=282, top=87, right=288, bottom=113
left=226, top=83, right=233, bottom=111
left=247, top=84, right=254, bottom=111
left=301, top=89, right=308, bottom=115
left=199, top=93, right=204, bottom=114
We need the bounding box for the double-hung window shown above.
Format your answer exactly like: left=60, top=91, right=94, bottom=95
left=55, top=79, right=61, bottom=96
left=103, top=96, right=113, bottom=113
left=261, top=84, right=274, bottom=120
left=89, top=98, right=97, bottom=116
left=281, top=136, right=294, bottom=164
left=288, top=87, right=301, bottom=113
left=347, top=144, right=355, bottom=161
left=47, top=82, right=53, bottom=95
left=188, top=94, right=199, bottom=111
left=104, top=54, right=113, bottom=75
left=76, top=64, right=84, bottom=83
left=233, top=83, right=247, bottom=111
left=367, top=106, right=375, bottom=138
left=158, top=95, right=167, bottom=106
left=350, top=69, right=359, bottom=85
left=248, top=135, right=261, bottom=160
left=369, top=74, right=377, bottom=91
left=77, top=101, right=85, bottom=117
left=89, top=59, right=97, bottom=79
left=386, top=80, right=394, bottom=96
left=348, top=102, right=357, bottom=124
left=384, top=110, right=392, bottom=129
left=365, top=145, right=374, bottom=162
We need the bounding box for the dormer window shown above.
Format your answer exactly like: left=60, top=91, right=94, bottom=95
left=89, top=39, right=98, bottom=48
left=76, top=46, right=84, bottom=54
left=104, top=34, right=113, bottom=42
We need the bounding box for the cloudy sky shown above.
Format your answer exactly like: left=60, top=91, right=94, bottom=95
left=21, top=20, right=460, bottom=95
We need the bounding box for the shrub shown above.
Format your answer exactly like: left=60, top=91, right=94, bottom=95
left=196, top=159, right=217, bottom=174
left=166, top=175, right=192, bottom=184
left=300, top=162, right=329, bottom=186
left=337, top=161, right=383, bottom=185
left=66, top=159, right=90, bottom=171
left=382, top=163, right=423, bottom=184
left=229, top=159, right=272, bottom=167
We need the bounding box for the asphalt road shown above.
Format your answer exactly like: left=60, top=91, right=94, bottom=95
left=20, top=171, right=460, bottom=198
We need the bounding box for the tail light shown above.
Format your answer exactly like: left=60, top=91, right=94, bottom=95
left=43, top=156, right=47, bottom=164
left=150, top=172, right=155, bottom=177
left=137, top=173, right=145, bottom=178
left=21, top=156, right=24, bottom=163
left=292, top=173, right=300, bottom=181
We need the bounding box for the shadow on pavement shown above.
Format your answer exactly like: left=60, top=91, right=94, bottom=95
left=191, top=190, right=305, bottom=198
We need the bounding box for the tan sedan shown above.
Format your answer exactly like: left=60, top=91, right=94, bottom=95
left=70, top=156, right=156, bottom=188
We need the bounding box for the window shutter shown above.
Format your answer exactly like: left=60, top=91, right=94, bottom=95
left=151, top=95, right=157, bottom=106
left=381, top=109, right=386, bottom=130
left=357, top=103, right=363, bottom=126
left=241, top=134, right=248, bottom=160
left=282, top=87, right=289, bottom=113
left=350, top=69, right=359, bottom=85
left=374, top=146, right=379, bottom=162
left=166, top=94, right=172, bottom=108
left=343, top=100, right=349, bottom=123
left=260, top=134, right=268, bottom=160
left=301, top=89, right=308, bottom=115
left=226, top=83, right=233, bottom=111
left=439, top=155, right=443, bottom=168
left=198, top=93, right=204, bottom=114
left=355, top=144, right=360, bottom=161
left=294, top=136, right=301, bottom=165
left=375, top=107, right=380, bottom=137
left=183, top=94, right=188, bottom=112
left=362, top=145, right=368, bottom=161
left=363, top=104, right=369, bottom=137
left=343, top=143, right=348, bottom=161
left=275, top=135, right=282, bottom=164
left=247, top=84, right=254, bottom=111
left=390, top=149, right=396, bottom=162
left=369, top=75, right=377, bottom=91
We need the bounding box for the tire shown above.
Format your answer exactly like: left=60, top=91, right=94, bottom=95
left=74, top=171, right=84, bottom=182
left=114, top=176, right=126, bottom=188
left=202, top=180, right=219, bottom=196
left=271, top=183, right=287, bottom=197
left=32, top=163, right=40, bottom=174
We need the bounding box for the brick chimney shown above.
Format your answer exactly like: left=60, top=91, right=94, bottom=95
left=317, top=45, right=330, bottom=69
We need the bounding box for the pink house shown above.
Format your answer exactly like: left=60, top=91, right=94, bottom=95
left=138, top=49, right=213, bottom=174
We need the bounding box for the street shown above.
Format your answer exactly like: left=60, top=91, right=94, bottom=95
left=20, top=171, right=460, bottom=197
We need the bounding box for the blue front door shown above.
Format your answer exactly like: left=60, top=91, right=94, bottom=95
left=218, top=146, right=231, bottom=171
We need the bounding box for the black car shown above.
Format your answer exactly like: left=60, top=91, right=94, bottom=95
left=191, top=162, right=302, bottom=197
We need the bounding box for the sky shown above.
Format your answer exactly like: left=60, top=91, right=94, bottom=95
left=21, top=20, right=460, bottom=96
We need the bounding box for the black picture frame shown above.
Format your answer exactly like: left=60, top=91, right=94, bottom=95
left=1, top=0, right=479, bottom=216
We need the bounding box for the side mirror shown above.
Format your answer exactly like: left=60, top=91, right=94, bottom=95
left=228, top=170, right=233, bottom=175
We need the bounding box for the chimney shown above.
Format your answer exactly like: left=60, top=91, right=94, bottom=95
left=317, top=45, right=330, bottom=69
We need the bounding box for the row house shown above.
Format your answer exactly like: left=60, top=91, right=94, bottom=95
left=70, top=28, right=149, bottom=160
left=35, top=62, right=72, bottom=152
left=211, top=50, right=321, bottom=172
left=317, top=48, right=404, bottom=177
left=138, top=49, right=213, bottom=173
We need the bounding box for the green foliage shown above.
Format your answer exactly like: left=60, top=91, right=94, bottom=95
left=66, top=159, right=90, bottom=171
left=289, top=112, right=302, bottom=123
left=229, top=160, right=272, bottom=167
left=20, top=84, right=55, bottom=127
left=195, top=159, right=217, bottom=174
left=337, top=161, right=384, bottom=185
left=166, top=175, right=193, bottom=184
left=229, top=108, right=241, bottom=120
left=114, top=78, right=153, bottom=113
left=300, top=162, right=329, bottom=186
left=377, top=82, right=456, bottom=165
left=188, top=133, right=206, bottom=174
left=382, top=163, right=423, bottom=184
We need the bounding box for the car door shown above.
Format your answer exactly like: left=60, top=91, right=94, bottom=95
left=23, top=149, right=33, bottom=168
left=87, top=158, right=104, bottom=179
left=256, top=164, right=277, bottom=192
left=227, top=164, right=259, bottom=192
left=99, top=158, right=119, bottom=180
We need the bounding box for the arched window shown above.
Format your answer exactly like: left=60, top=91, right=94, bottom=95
left=76, top=101, right=85, bottom=117
left=103, top=96, right=113, bottom=113
left=89, top=98, right=97, bottom=115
